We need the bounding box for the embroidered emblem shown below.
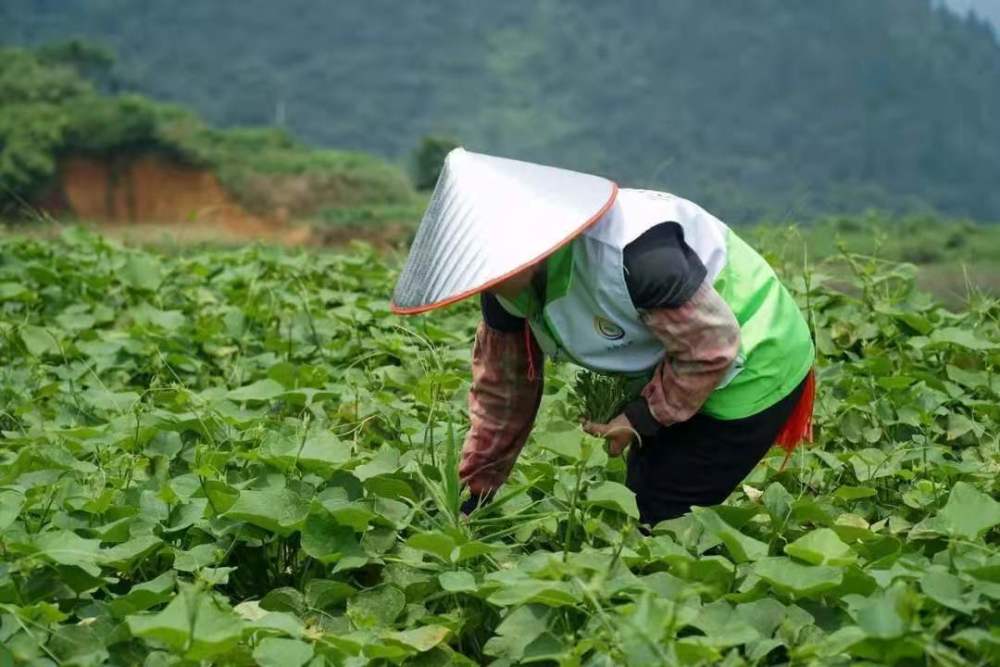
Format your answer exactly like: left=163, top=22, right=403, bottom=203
left=593, top=315, right=625, bottom=340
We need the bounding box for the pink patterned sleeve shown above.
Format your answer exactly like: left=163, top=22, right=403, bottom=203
left=636, top=280, right=741, bottom=428
left=458, top=322, right=543, bottom=495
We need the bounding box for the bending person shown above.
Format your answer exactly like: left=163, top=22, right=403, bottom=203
left=391, top=148, right=815, bottom=526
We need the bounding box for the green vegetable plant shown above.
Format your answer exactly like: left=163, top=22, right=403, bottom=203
left=0, top=227, right=995, bottom=665
left=573, top=370, right=647, bottom=424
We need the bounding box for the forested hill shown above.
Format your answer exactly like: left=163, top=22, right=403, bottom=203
left=4, top=0, right=1000, bottom=222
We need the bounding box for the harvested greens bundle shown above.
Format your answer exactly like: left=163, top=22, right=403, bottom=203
left=573, top=370, right=648, bottom=423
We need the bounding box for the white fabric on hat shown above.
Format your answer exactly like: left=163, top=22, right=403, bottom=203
left=391, top=148, right=617, bottom=313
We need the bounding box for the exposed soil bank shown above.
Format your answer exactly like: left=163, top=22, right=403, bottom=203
left=36, top=153, right=310, bottom=245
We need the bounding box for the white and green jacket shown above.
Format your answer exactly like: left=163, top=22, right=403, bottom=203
left=496, top=188, right=815, bottom=420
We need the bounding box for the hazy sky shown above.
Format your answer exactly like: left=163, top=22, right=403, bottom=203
left=942, top=0, right=1000, bottom=30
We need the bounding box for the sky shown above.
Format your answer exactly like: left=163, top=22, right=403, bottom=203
left=941, top=0, right=1000, bottom=31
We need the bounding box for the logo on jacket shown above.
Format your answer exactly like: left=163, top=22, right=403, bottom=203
left=593, top=316, right=625, bottom=340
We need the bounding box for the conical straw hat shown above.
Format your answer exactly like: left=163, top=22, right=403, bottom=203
left=391, top=148, right=617, bottom=314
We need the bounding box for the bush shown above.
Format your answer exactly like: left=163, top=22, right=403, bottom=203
left=412, top=135, right=459, bottom=191
left=945, top=231, right=967, bottom=250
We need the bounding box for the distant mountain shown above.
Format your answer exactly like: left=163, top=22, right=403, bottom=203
left=3, top=0, right=999, bottom=222
left=942, top=0, right=1000, bottom=31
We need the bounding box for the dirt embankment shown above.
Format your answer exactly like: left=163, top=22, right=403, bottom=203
left=38, top=153, right=311, bottom=245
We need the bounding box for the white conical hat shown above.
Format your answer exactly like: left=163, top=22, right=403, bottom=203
left=391, top=148, right=618, bottom=314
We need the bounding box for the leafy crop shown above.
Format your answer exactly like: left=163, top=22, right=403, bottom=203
left=573, top=371, right=646, bottom=425
left=0, top=229, right=996, bottom=665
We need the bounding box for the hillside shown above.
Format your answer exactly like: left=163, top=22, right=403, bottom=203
left=3, top=0, right=1000, bottom=222
left=0, top=45, right=418, bottom=233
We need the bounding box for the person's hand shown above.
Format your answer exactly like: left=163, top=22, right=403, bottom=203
left=582, top=413, right=639, bottom=457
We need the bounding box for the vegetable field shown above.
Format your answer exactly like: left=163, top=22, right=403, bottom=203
left=0, top=229, right=996, bottom=666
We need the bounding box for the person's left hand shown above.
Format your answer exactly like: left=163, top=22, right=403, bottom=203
left=582, top=413, right=638, bottom=457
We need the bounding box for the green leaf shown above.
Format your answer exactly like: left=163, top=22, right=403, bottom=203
left=949, top=628, right=1000, bottom=660
left=453, top=540, right=498, bottom=562
left=439, top=571, right=477, bottom=593
left=920, top=570, right=983, bottom=614
left=346, top=585, right=405, bottom=628
left=319, top=498, right=376, bottom=532
left=224, top=487, right=309, bottom=535
left=585, top=481, right=639, bottom=519
left=244, top=610, right=306, bottom=638
left=946, top=365, right=991, bottom=390
left=483, top=605, right=550, bottom=660
left=0, top=490, right=25, bottom=531
left=784, top=528, right=857, bottom=566
left=687, top=599, right=761, bottom=647
left=382, top=625, right=450, bottom=652
left=538, top=427, right=585, bottom=462
left=487, top=581, right=581, bottom=607
left=406, top=531, right=457, bottom=562
left=753, top=557, right=843, bottom=597
left=856, top=581, right=913, bottom=640
left=929, top=327, right=997, bottom=351
left=259, top=588, right=306, bottom=615
left=81, top=387, right=140, bottom=413
left=101, top=535, right=162, bottom=569
left=132, top=303, right=186, bottom=330
left=199, top=566, right=236, bottom=586
left=927, top=481, right=1000, bottom=540
left=692, top=507, right=768, bottom=563
left=253, top=638, right=314, bottom=667
left=20, top=324, right=59, bottom=356
left=833, top=486, right=876, bottom=501
left=33, top=530, right=103, bottom=577
left=127, top=585, right=243, bottom=660
left=0, top=282, right=29, bottom=300
left=733, top=598, right=788, bottom=639
left=300, top=513, right=365, bottom=564
left=55, top=308, right=95, bottom=332
left=617, top=593, right=678, bottom=664
left=812, top=626, right=867, bottom=659
left=109, top=571, right=177, bottom=616
left=305, top=579, right=356, bottom=609
left=173, top=543, right=223, bottom=572
left=946, top=413, right=982, bottom=441
left=762, top=482, right=794, bottom=523
left=201, top=480, right=240, bottom=515
left=226, top=379, right=286, bottom=402
left=353, top=446, right=401, bottom=480
left=297, top=431, right=351, bottom=468
left=121, top=254, right=163, bottom=291
left=519, top=632, right=568, bottom=663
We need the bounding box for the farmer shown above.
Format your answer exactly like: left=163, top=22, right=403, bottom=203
left=391, top=148, right=815, bottom=526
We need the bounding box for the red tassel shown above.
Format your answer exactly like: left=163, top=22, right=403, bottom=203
left=524, top=321, right=538, bottom=382
left=774, top=369, right=816, bottom=471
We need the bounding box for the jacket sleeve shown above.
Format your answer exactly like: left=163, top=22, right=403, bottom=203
left=622, top=279, right=741, bottom=439
left=619, top=222, right=741, bottom=437
left=458, top=319, right=544, bottom=495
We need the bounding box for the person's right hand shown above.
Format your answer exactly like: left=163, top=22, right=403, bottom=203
left=582, top=413, right=639, bottom=457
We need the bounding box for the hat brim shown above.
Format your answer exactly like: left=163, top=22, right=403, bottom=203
left=391, top=183, right=617, bottom=315
left=390, top=149, right=618, bottom=315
